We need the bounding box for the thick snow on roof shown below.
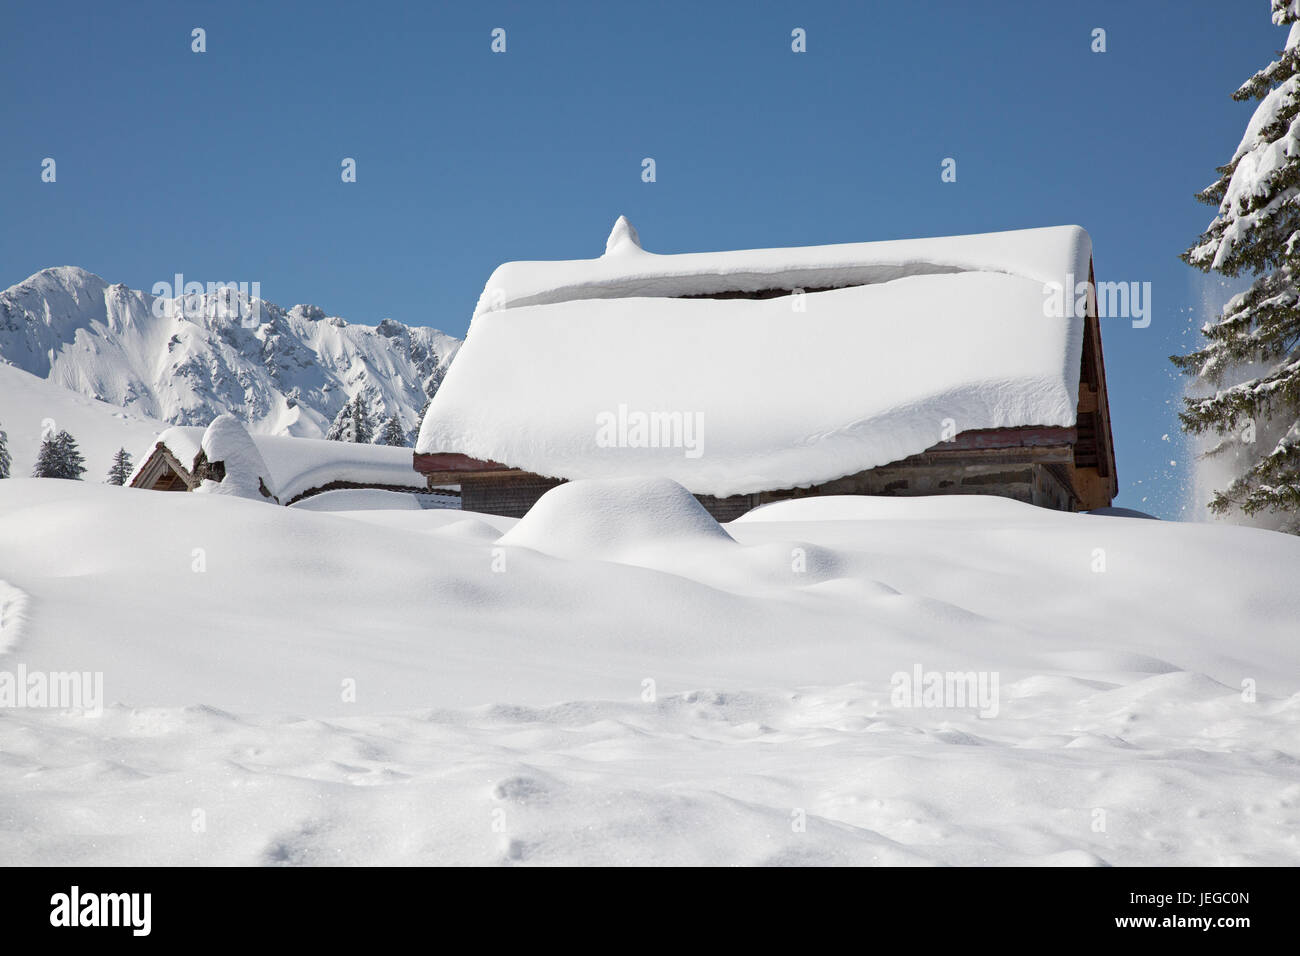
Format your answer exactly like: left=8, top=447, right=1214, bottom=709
left=139, top=423, right=423, bottom=503
left=195, top=415, right=277, bottom=501
left=419, top=221, right=1091, bottom=498
left=254, top=434, right=424, bottom=503
left=128, top=426, right=204, bottom=485
left=473, top=217, right=1092, bottom=317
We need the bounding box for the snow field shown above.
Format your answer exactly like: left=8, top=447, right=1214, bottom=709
left=0, top=477, right=1296, bottom=865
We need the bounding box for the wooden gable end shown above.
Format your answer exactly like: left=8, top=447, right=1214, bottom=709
left=1068, top=260, right=1119, bottom=510
left=129, top=443, right=197, bottom=492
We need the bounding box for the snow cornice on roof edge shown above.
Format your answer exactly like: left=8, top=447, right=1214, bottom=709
left=473, top=218, right=1093, bottom=318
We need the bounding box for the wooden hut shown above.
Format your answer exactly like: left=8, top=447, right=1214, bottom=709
left=414, top=219, right=1117, bottom=520
left=131, top=424, right=435, bottom=505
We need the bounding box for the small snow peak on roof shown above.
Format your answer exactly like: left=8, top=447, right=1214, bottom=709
left=604, top=216, right=642, bottom=256
left=196, top=414, right=277, bottom=503
left=200, top=414, right=248, bottom=460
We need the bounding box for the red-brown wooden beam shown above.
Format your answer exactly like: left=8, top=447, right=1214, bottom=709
left=922, top=426, right=1077, bottom=453
left=413, top=452, right=512, bottom=475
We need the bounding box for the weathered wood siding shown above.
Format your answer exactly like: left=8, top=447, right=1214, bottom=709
left=416, top=429, right=1089, bottom=521
left=460, top=473, right=565, bottom=518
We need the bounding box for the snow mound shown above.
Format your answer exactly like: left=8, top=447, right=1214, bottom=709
left=433, top=518, right=505, bottom=543
left=736, top=494, right=1057, bottom=523
left=499, top=477, right=735, bottom=561
left=288, top=488, right=425, bottom=512
left=194, top=415, right=276, bottom=502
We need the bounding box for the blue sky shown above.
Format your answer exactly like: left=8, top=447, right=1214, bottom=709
left=0, top=1, right=1287, bottom=517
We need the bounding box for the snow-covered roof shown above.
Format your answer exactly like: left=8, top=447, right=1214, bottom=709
left=472, top=216, right=1092, bottom=317
left=137, top=423, right=424, bottom=503
left=195, top=415, right=277, bottom=501
left=128, top=427, right=204, bottom=485
left=419, top=219, right=1092, bottom=498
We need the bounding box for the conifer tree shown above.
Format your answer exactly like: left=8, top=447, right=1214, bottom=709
left=352, top=393, right=374, bottom=444
left=1175, top=1, right=1300, bottom=527
left=325, top=393, right=375, bottom=443
left=33, top=436, right=57, bottom=477
left=407, top=368, right=444, bottom=445
left=409, top=398, right=431, bottom=447
left=0, top=422, right=10, bottom=479
left=55, top=430, right=86, bottom=480
left=377, top=414, right=407, bottom=447
left=106, top=447, right=133, bottom=485
left=325, top=401, right=350, bottom=442
left=33, top=430, right=86, bottom=479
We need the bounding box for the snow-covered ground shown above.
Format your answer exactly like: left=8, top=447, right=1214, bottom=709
left=0, top=363, right=169, bottom=480
left=0, top=477, right=1296, bottom=865
left=287, top=488, right=462, bottom=512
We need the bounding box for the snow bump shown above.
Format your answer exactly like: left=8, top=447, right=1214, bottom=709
left=498, top=477, right=735, bottom=562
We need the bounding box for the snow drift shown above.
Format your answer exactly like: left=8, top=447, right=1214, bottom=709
left=0, top=480, right=1297, bottom=865
left=499, top=477, right=735, bottom=562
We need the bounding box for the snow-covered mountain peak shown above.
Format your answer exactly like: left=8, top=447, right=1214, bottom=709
left=22, top=264, right=106, bottom=288
left=289, top=304, right=328, bottom=323
left=0, top=266, right=462, bottom=442
left=9, top=266, right=111, bottom=312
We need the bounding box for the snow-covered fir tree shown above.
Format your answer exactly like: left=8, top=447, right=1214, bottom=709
left=409, top=400, right=430, bottom=447
left=377, top=414, right=407, bottom=446
left=0, top=422, right=10, bottom=479
left=32, top=435, right=58, bottom=478
left=325, top=393, right=375, bottom=443
left=33, top=430, right=87, bottom=480
left=325, top=402, right=349, bottom=441
left=58, top=431, right=87, bottom=480
left=106, top=447, right=133, bottom=485
left=351, top=394, right=374, bottom=443
left=1175, top=0, right=1300, bottom=529
left=407, top=367, right=444, bottom=445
